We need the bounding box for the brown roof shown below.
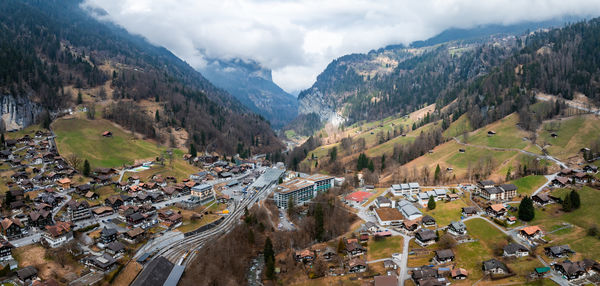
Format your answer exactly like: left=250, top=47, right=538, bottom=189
left=127, top=227, right=145, bottom=238
left=45, top=221, right=72, bottom=237
left=57, top=178, right=71, bottom=184
left=92, top=206, right=114, bottom=215
left=451, top=268, right=468, bottom=277
left=521, top=226, right=543, bottom=236
left=489, top=204, right=506, bottom=212
left=375, top=207, right=403, bottom=221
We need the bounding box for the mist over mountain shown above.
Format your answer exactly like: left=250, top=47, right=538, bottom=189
left=199, top=58, right=298, bottom=128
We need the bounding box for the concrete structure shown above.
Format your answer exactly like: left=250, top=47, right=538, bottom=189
left=274, top=173, right=333, bottom=208
left=374, top=208, right=403, bottom=226
left=391, top=182, right=420, bottom=196
left=190, top=184, right=215, bottom=204
left=396, top=200, right=422, bottom=220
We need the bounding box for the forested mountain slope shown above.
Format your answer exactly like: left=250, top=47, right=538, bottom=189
left=0, top=0, right=282, bottom=155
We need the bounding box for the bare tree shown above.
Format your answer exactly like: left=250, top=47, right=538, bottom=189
left=65, top=153, right=82, bottom=170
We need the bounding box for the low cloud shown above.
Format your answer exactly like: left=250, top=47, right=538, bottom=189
left=83, top=0, right=600, bottom=93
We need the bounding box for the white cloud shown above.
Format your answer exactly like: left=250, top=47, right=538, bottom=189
left=83, top=0, right=600, bottom=93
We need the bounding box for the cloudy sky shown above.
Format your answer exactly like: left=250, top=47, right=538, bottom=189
left=83, top=0, right=600, bottom=93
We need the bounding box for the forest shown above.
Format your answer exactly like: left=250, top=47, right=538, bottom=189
left=0, top=0, right=282, bottom=155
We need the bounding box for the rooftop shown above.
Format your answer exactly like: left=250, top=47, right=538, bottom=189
left=375, top=207, right=403, bottom=221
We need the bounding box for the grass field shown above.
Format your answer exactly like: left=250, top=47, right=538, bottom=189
left=468, top=113, right=532, bottom=150
left=443, top=114, right=472, bottom=139
left=530, top=186, right=600, bottom=261
left=367, top=236, right=404, bottom=260
left=509, top=175, right=548, bottom=197
left=422, top=197, right=470, bottom=226
left=53, top=116, right=162, bottom=168
left=537, top=115, right=600, bottom=160
left=451, top=218, right=509, bottom=283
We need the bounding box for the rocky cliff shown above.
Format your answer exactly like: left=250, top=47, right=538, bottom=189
left=0, top=94, right=42, bottom=131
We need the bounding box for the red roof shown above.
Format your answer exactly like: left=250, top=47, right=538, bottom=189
left=345, top=191, right=374, bottom=203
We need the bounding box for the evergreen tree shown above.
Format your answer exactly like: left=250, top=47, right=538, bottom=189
left=189, top=144, right=197, bottom=157
left=357, top=153, right=369, bottom=171
left=434, top=164, right=441, bottom=183
left=329, top=147, right=337, bottom=162
left=315, top=204, right=324, bottom=242
left=83, top=159, right=90, bottom=177
left=77, top=91, right=83, bottom=104
left=337, top=238, right=346, bottom=253
left=155, top=110, right=160, bottom=122
left=570, top=190, right=580, bottom=210
left=367, top=159, right=374, bottom=172
left=278, top=177, right=283, bottom=184
left=381, top=154, right=386, bottom=171
left=562, top=192, right=572, bottom=212
left=0, top=133, right=4, bottom=148
left=4, top=191, right=14, bottom=209
left=412, top=122, right=417, bottom=130
left=427, top=196, right=436, bottom=210
left=518, top=196, right=535, bottom=221
left=264, top=237, right=275, bottom=280
left=315, top=160, right=318, bottom=168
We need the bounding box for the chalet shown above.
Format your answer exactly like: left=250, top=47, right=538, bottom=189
left=532, top=193, right=553, bottom=206
left=519, top=226, right=543, bottom=241
left=161, top=213, right=182, bottom=228
left=43, top=221, right=73, bottom=248
left=95, top=175, right=112, bottom=184
left=506, top=216, right=517, bottom=225
left=57, top=178, right=71, bottom=190
left=383, top=259, right=397, bottom=270
left=95, top=168, right=115, bottom=176
left=375, top=196, right=392, bottom=208
left=434, top=249, right=455, bottom=264
left=359, top=233, right=369, bottom=242
left=503, top=243, right=529, bottom=257
left=415, top=228, right=436, bottom=246
left=0, top=240, right=13, bottom=261
left=363, top=222, right=379, bottom=233
left=294, top=249, right=315, bottom=263
left=67, top=200, right=92, bottom=221
left=4, top=139, right=17, bottom=148
left=161, top=186, right=179, bottom=198
left=28, top=211, right=52, bottom=228
left=100, top=227, right=118, bottom=244
left=11, top=172, right=28, bottom=181
left=554, top=260, right=588, bottom=280
left=106, top=241, right=126, bottom=256
left=451, top=268, right=468, bottom=280
left=346, top=240, right=366, bottom=257
left=126, top=212, right=146, bottom=227
left=573, top=172, right=592, bottom=184
left=321, top=247, right=336, bottom=261
left=583, top=165, right=598, bottom=173
left=446, top=193, right=459, bottom=201
left=486, top=204, right=507, bottom=218
left=421, top=215, right=436, bottom=227
left=461, top=206, right=478, bottom=217
left=458, top=148, right=465, bottom=153
left=0, top=150, right=12, bottom=160
left=16, top=266, right=38, bottom=285
left=544, top=245, right=575, bottom=258
left=123, top=227, right=145, bottom=244
left=552, top=176, right=570, bottom=188
left=84, top=191, right=99, bottom=200
left=411, top=266, right=438, bottom=284
left=482, top=259, right=509, bottom=274
left=10, top=200, right=26, bottom=210
left=92, top=206, right=114, bottom=217
left=105, top=196, right=124, bottom=209
left=402, top=219, right=420, bottom=232
left=348, top=258, right=367, bottom=273
left=75, top=184, right=92, bottom=194
left=1, top=218, right=24, bottom=239
left=85, top=253, right=117, bottom=271
left=447, top=221, right=467, bottom=236
left=374, top=207, right=403, bottom=226
left=487, top=130, right=496, bottom=136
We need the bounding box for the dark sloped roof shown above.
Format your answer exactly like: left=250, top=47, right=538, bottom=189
left=131, top=256, right=174, bottom=286
left=504, top=243, right=528, bottom=254
left=483, top=259, right=508, bottom=272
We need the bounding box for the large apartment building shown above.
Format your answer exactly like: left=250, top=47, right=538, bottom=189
left=191, top=184, right=215, bottom=204
left=274, top=174, right=334, bottom=208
